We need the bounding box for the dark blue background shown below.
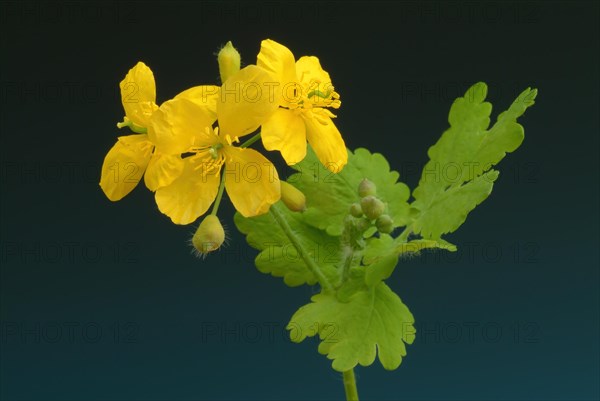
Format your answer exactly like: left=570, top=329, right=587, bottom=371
left=1, top=1, right=598, bottom=400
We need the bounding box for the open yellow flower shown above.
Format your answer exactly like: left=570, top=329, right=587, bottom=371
left=100, top=62, right=220, bottom=201
left=257, top=39, right=347, bottom=172
left=149, top=65, right=281, bottom=224
left=100, top=62, right=161, bottom=201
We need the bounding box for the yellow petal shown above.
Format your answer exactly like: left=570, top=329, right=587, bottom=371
left=120, top=62, right=158, bottom=128
left=144, top=153, right=185, bottom=192
left=100, top=134, right=153, bottom=201
left=148, top=96, right=217, bottom=155
left=154, top=158, right=220, bottom=225
left=175, top=85, right=220, bottom=121
left=295, top=56, right=333, bottom=91
left=223, top=146, right=280, bottom=217
left=257, top=39, right=297, bottom=88
left=303, top=110, right=348, bottom=172
left=261, top=108, right=307, bottom=165
left=217, top=65, right=280, bottom=138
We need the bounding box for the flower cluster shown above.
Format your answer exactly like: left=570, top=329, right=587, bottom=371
left=99, top=40, right=346, bottom=253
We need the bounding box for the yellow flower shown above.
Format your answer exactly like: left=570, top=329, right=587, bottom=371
left=100, top=62, right=162, bottom=201
left=100, top=63, right=219, bottom=201
left=118, top=61, right=159, bottom=130
left=149, top=65, right=281, bottom=224
left=257, top=39, right=347, bottom=172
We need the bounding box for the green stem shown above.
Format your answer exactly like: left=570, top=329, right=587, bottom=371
left=240, top=132, right=261, bottom=148
left=210, top=172, right=227, bottom=216
left=270, top=203, right=333, bottom=292
left=338, top=247, right=355, bottom=288
left=116, top=118, right=147, bottom=134
left=343, top=369, right=359, bottom=401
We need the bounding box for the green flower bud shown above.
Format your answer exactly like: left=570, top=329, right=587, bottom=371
left=349, top=203, right=363, bottom=218
left=358, top=178, right=376, bottom=197
left=192, top=215, right=225, bottom=256
left=217, top=41, right=241, bottom=83
left=376, top=214, right=394, bottom=234
left=360, top=195, right=385, bottom=220
left=281, top=181, right=306, bottom=212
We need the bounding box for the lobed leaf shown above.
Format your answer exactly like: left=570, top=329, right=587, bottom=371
left=288, top=282, right=415, bottom=372
left=411, top=83, right=536, bottom=238
left=234, top=202, right=340, bottom=287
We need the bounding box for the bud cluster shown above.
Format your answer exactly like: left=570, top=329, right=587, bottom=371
left=347, top=179, right=394, bottom=235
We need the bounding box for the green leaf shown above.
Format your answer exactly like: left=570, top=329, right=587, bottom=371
left=412, top=83, right=536, bottom=238
left=397, top=239, right=457, bottom=254
left=365, top=254, right=399, bottom=287
left=288, top=282, right=415, bottom=372
left=234, top=202, right=339, bottom=287
left=413, top=170, right=499, bottom=238
left=362, top=234, right=396, bottom=265
left=362, top=235, right=456, bottom=265
left=289, top=147, right=411, bottom=236
left=336, top=266, right=367, bottom=302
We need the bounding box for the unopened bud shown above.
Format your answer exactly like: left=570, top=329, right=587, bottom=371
left=217, top=41, right=241, bottom=83
left=376, top=214, right=394, bottom=234
left=358, top=179, right=376, bottom=197
left=192, top=215, right=225, bottom=256
left=349, top=203, right=363, bottom=218
left=360, top=195, right=385, bottom=220
left=281, top=181, right=306, bottom=212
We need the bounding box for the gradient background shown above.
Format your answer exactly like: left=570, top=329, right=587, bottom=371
left=1, top=1, right=598, bottom=400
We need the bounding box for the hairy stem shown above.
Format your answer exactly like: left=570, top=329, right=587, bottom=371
left=338, top=246, right=355, bottom=288
left=343, top=369, right=359, bottom=401
left=269, top=203, right=333, bottom=292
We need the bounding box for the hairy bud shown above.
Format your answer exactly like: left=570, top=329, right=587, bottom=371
left=360, top=195, right=385, bottom=220
left=376, top=214, right=394, bottom=234
left=349, top=203, right=363, bottom=218
left=217, top=41, right=241, bottom=83
left=358, top=178, right=377, bottom=197
left=192, top=215, right=225, bottom=256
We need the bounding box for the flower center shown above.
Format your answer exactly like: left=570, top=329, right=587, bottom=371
left=186, top=128, right=225, bottom=175
left=189, top=143, right=225, bottom=176
left=288, top=81, right=341, bottom=111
